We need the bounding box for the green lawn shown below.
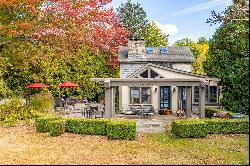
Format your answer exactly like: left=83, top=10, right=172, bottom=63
left=0, top=124, right=248, bottom=165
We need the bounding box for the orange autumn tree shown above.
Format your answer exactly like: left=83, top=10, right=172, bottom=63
left=0, top=0, right=129, bottom=68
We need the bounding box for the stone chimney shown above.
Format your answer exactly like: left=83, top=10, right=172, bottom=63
left=128, top=39, right=146, bottom=58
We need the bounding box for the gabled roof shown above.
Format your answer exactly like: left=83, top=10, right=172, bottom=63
left=127, top=63, right=220, bottom=82
left=118, top=46, right=194, bottom=63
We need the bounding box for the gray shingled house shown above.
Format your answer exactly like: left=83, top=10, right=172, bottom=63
left=92, top=39, right=220, bottom=119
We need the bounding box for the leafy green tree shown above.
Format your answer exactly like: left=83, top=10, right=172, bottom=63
left=174, top=38, right=209, bottom=74
left=197, top=37, right=209, bottom=44
left=204, top=0, right=249, bottom=114
left=117, top=0, right=148, bottom=39
left=0, top=40, right=117, bottom=100
left=174, top=38, right=201, bottom=59
left=0, top=51, right=11, bottom=99
left=192, top=43, right=209, bottom=75
left=143, top=22, right=168, bottom=47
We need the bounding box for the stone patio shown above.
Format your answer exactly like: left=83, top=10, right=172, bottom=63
left=115, top=114, right=179, bottom=133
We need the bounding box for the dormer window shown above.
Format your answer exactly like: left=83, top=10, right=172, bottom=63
left=160, top=47, right=168, bottom=54
left=146, top=47, right=154, bottom=54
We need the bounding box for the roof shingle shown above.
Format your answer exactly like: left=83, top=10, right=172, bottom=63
left=118, top=46, right=194, bottom=63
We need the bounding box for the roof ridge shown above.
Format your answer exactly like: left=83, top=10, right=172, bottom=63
left=127, top=63, right=215, bottom=79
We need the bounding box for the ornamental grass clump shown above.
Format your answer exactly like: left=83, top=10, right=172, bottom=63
left=0, top=97, right=23, bottom=121
left=106, top=119, right=136, bottom=141
left=0, top=98, right=39, bottom=127
left=28, top=92, right=54, bottom=113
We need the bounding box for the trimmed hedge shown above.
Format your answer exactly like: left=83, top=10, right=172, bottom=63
left=106, top=119, right=136, bottom=140
left=35, top=116, right=137, bottom=140
left=35, top=116, right=61, bottom=133
left=65, top=118, right=109, bottom=136
left=171, top=118, right=249, bottom=138
left=171, top=119, right=208, bottom=138
left=48, top=119, right=65, bottom=136
left=205, top=118, right=249, bottom=134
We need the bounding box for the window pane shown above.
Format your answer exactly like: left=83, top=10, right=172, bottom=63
left=131, top=87, right=140, bottom=104
left=209, top=86, right=217, bottom=103
left=141, top=87, right=151, bottom=104
left=194, top=86, right=199, bottom=102
left=206, top=87, right=209, bottom=102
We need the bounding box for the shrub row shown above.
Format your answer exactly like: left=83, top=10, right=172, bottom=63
left=35, top=117, right=137, bottom=140
left=35, top=116, right=62, bottom=133
left=48, top=119, right=66, bottom=136
left=106, top=120, right=136, bottom=140
left=171, top=119, right=208, bottom=138
left=65, top=118, right=108, bottom=136
left=171, top=118, right=249, bottom=138
left=205, top=118, right=249, bottom=134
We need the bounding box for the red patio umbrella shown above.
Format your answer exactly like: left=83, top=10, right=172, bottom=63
left=58, top=81, right=79, bottom=100
left=58, top=82, right=79, bottom=88
left=26, top=83, right=50, bottom=89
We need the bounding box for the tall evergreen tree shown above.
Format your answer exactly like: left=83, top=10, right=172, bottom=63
left=116, top=0, right=148, bottom=39
left=204, top=0, right=249, bottom=114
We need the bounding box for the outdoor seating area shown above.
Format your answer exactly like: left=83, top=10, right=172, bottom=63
left=126, top=105, right=155, bottom=117
left=54, top=97, right=105, bottom=119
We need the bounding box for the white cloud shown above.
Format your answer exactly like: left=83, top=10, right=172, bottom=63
left=154, top=21, right=178, bottom=36
left=157, top=0, right=231, bottom=20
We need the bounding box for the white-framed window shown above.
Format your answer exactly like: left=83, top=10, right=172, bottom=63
left=130, top=87, right=151, bottom=104
left=195, top=86, right=218, bottom=104
left=209, top=86, right=218, bottom=103
left=194, top=86, right=199, bottom=103
left=130, top=87, right=140, bottom=104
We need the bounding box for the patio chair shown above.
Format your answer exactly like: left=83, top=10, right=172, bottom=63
left=54, top=97, right=65, bottom=111
left=87, top=106, right=97, bottom=119
left=94, top=104, right=104, bottom=118
left=64, top=98, right=78, bottom=111
left=130, top=106, right=142, bottom=115
left=142, top=106, right=155, bottom=117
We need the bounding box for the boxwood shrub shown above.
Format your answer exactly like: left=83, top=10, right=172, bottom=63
left=65, top=118, right=109, bottom=136
left=48, top=119, right=65, bottom=137
left=171, top=119, right=208, bottom=138
left=205, top=118, right=249, bottom=134
left=35, top=116, right=61, bottom=133
left=106, top=119, right=136, bottom=141
left=171, top=118, right=249, bottom=138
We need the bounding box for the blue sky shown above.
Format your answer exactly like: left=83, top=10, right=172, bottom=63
left=110, top=0, right=232, bottom=45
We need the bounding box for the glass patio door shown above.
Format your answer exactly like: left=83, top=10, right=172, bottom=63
left=160, top=86, right=171, bottom=110
left=180, top=87, right=187, bottom=112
